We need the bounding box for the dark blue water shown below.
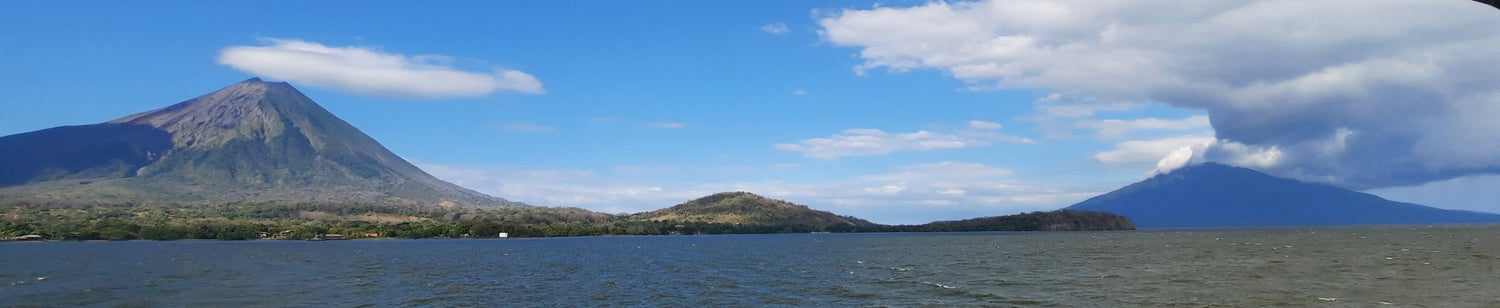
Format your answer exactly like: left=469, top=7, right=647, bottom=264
left=4, top=226, right=1499, bottom=307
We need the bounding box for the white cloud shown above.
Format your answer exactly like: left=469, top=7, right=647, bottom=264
left=777, top=120, right=1031, bottom=159
left=1092, top=131, right=1297, bottom=176
left=819, top=0, right=1500, bottom=189
left=793, top=89, right=807, bottom=95
left=1153, top=145, right=1199, bottom=175
left=1078, top=115, right=1210, bottom=139
left=1031, top=93, right=1140, bottom=118
left=1023, top=93, right=1144, bottom=140
left=647, top=122, right=686, bottom=129
left=488, top=122, right=556, bottom=133
left=776, top=128, right=973, bottom=159
left=218, top=38, right=544, bottom=98
left=968, top=120, right=1002, bottom=130
left=761, top=22, right=790, bottom=34
left=1093, top=132, right=1216, bottom=169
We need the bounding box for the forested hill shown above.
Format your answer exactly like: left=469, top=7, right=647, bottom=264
left=623, top=192, right=1135, bottom=233
left=628, top=192, right=876, bottom=229
left=900, top=210, right=1136, bottom=232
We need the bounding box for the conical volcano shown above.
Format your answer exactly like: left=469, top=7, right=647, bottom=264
left=1066, top=163, right=1500, bottom=228
left=0, top=78, right=522, bottom=208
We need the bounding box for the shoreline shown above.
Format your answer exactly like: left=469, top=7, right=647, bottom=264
left=7, top=223, right=1495, bottom=243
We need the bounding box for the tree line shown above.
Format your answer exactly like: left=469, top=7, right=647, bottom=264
left=1, top=204, right=1133, bottom=241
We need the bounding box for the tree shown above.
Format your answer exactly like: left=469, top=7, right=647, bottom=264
left=139, top=225, right=178, bottom=240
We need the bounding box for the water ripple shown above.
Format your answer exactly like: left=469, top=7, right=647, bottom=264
left=2, top=226, right=1499, bottom=306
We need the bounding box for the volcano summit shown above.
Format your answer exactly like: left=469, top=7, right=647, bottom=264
left=0, top=78, right=522, bottom=208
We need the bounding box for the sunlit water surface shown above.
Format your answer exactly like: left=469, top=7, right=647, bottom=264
left=3, top=225, right=1498, bottom=307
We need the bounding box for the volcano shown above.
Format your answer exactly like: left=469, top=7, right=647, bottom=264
left=0, top=78, right=522, bottom=208
left=1067, top=163, right=1500, bottom=228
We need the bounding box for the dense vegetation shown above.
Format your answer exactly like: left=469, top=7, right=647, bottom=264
left=1, top=199, right=1134, bottom=241
left=891, top=210, right=1136, bottom=232
left=0, top=202, right=611, bottom=240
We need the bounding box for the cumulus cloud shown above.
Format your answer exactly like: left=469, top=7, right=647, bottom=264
left=761, top=22, right=791, bottom=34
left=1095, top=131, right=1293, bottom=175
left=1094, top=132, right=1216, bottom=169
left=819, top=0, right=1500, bottom=189
left=218, top=38, right=544, bottom=98
left=1078, top=115, right=1209, bottom=139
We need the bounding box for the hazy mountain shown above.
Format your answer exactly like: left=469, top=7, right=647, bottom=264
left=630, top=192, right=876, bottom=228
left=1067, top=163, right=1500, bottom=228
left=0, top=78, right=522, bottom=208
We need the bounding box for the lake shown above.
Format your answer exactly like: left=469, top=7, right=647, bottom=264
left=3, top=225, right=1498, bottom=307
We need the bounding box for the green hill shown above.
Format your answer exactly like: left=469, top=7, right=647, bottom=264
left=624, top=192, right=1135, bottom=233
left=628, top=192, right=876, bottom=230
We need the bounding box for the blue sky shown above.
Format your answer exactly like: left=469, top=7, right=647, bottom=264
left=3, top=1, right=1498, bottom=224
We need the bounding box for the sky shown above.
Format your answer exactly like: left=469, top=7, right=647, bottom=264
left=2, top=1, right=1498, bottom=224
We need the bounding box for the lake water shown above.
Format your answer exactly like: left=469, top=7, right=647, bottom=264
left=3, top=225, right=1498, bottom=307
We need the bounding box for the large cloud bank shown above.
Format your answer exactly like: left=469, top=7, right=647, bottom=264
left=819, top=0, right=1500, bottom=189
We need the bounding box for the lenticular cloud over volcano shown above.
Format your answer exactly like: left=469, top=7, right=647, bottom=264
left=218, top=38, right=544, bottom=99
left=818, top=0, right=1500, bottom=189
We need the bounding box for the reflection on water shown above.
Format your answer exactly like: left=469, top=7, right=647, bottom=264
left=3, top=225, right=1497, bottom=307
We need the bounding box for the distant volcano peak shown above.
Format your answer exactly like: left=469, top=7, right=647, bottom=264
left=1068, top=162, right=1500, bottom=228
